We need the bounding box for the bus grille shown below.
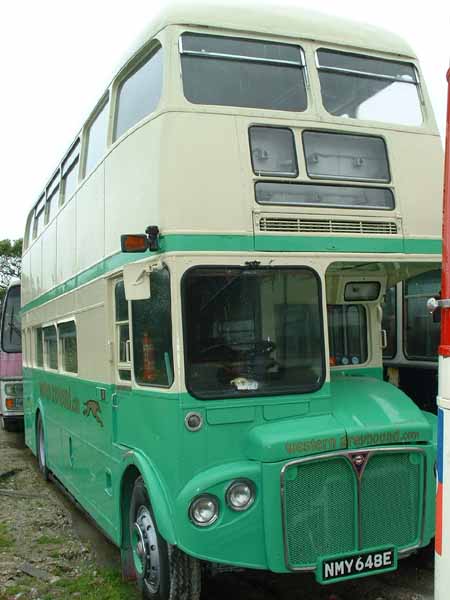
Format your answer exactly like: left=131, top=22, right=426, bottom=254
left=258, top=217, right=399, bottom=235
left=282, top=449, right=423, bottom=569
left=361, top=453, right=421, bottom=549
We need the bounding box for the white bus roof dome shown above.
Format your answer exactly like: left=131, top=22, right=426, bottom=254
left=7, top=278, right=20, bottom=289
left=119, top=1, right=417, bottom=74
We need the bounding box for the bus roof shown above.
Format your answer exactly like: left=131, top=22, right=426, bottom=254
left=121, top=1, right=417, bottom=71
left=7, top=278, right=20, bottom=289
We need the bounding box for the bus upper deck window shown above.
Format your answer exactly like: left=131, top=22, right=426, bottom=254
left=180, top=33, right=307, bottom=112
left=61, top=140, right=80, bottom=204
left=85, top=97, right=109, bottom=177
left=317, top=49, right=422, bottom=127
left=114, top=45, right=163, bottom=141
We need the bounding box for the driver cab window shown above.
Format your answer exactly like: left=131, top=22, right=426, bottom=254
left=131, top=266, right=173, bottom=387
left=115, top=280, right=131, bottom=381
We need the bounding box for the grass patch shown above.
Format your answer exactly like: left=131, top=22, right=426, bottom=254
left=57, top=569, right=139, bottom=600
left=0, top=523, right=14, bottom=548
left=36, top=534, right=63, bottom=545
left=0, top=584, right=24, bottom=596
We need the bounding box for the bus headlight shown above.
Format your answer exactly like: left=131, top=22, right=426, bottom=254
left=5, top=383, right=23, bottom=397
left=189, top=495, right=219, bottom=527
left=226, top=479, right=255, bottom=511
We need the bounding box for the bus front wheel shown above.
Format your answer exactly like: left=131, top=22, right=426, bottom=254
left=129, top=477, right=201, bottom=600
left=36, top=413, right=49, bottom=481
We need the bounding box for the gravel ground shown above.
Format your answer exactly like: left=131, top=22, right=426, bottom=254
left=0, top=426, right=435, bottom=599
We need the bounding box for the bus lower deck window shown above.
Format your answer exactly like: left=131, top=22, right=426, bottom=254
left=58, top=321, right=78, bottom=373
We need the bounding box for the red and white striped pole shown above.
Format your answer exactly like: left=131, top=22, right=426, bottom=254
left=435, top=68, right=450, bottom=600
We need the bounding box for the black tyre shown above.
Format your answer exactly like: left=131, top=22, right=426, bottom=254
left=1, top=417, right=18, bottom=432
left=129, top=476, right=201, bottom=600
left=36, top=413, right=49, bottom=481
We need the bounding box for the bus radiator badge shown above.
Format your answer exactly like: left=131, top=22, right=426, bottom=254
left=350, top=452, right=370, bottom=478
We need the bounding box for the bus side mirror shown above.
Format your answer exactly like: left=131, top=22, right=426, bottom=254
left=427, top=297, right=442, bottom=323
left=123, top=263, right=151, bottom=301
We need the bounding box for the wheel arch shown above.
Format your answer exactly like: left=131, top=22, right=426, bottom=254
left=34, top=400, right=47, bottom=456
left=119, top=452, right=177, bottom=552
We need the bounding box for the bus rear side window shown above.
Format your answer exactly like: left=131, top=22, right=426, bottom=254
left=58, top=321, right=78, bottom=373
left=180, top=33, right=307, bottom=112
left=317, top=49, right=423, bottom=127
left=43, top=325, right=58, bottom=369
left=35, top=328, right=44, bottom=367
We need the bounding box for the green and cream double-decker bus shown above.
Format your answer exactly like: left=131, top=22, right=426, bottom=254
left=21, top=4, right=443, bottom=597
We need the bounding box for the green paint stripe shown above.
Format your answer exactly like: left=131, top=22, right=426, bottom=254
left=331, top=367, right=383, bottom=379
left=403, top=238, right=442, bottom=254
left=161, top=234, right=254, bottom=252
left=22, top=234, right=442, bottom=314
left=256, top=236, right=403, bottom=253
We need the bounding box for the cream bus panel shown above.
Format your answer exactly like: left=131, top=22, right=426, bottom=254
left=42, top=221, right=57, bottom=292
left=21, top=253, right=31, bottom=307
left=104, top=118, right=164, bottom=256
left=77, top=164, right=105, bottom=272
left=57, top=198, right=77, bottom=284
left=389, top=133, right=443, bottom=238
left=30, top=239, right=42, bottom=301
left=160, top=113, right=250, bottom=235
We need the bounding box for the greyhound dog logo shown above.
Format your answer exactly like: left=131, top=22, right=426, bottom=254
left=83, top=400, right=104, bottom=428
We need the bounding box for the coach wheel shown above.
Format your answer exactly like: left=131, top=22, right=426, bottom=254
left=36, top=413, right=49, bottom=481
left=129, top=476, right=201, bottom=600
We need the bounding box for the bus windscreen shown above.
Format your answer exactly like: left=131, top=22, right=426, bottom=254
left=1, top=285, right=21, bottom=353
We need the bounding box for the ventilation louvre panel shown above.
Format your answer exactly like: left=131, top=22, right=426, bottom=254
left=258, top=217, right=399, bottom=235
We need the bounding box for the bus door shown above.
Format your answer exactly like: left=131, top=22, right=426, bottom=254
left=382, top=268, right=440, bottom=411
left=112, top=267, right=175, bottom=472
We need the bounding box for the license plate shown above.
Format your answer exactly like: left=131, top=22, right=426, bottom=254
left=317, top=547, right=397, bottom=584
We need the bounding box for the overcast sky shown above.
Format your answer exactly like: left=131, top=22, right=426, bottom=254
left=0, top=0, right=449, bottom=241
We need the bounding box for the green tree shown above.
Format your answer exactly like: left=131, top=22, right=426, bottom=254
left=0, top=239, right=22, bottom=303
